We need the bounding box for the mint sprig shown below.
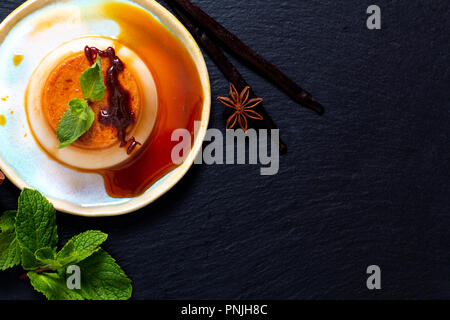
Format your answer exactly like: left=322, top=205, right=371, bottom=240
left=56, top=55, right=106, bottom=149
left=56, top=99, right=95, bottom=149
left=0, top=189, right=132, bottom=300
left=28, top=272, right=84, bottom=300
left=80, top=55, right=106, bottom=102
left=15, top=189, right=58, bottom=270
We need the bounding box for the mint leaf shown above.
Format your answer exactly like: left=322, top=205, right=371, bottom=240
left=77, top=249, right=132, bottom=300
left=15, top=189, right=58, bottom=270
left=20, top=247, right=42, bottom=270
left=1, top=189, right=133, bottom=300
left=56, top=99, right=95, bottom=148
left=56, top=230, right=107, bottom=266
left=0, top=210, right=21, bottom=270
left=0, top=210, right=16, bottom=232
left=0, top=231, right=20, bottom=270
left=80, top=55, right=106, bottom=102
left=30, top=249, right=132, bottom=300
left=28, top=272, right=84, bottom=300
left=35, top=247, right=57, bottom=265
left=56, top=55, right=104, bottom=148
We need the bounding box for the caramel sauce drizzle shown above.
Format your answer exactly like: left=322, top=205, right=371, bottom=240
left=84, top=46, right=140, bottom=154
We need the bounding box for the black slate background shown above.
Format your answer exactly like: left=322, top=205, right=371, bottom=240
left=0, top=0, right=449, bottom=300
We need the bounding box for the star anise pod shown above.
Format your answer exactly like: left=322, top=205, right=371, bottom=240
left=217, top=83, right=264, bottom=131
left=0, top=170, right=4, bottom=185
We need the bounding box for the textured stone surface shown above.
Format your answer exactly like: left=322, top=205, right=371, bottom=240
left=0, top=0, right=449, bottom=299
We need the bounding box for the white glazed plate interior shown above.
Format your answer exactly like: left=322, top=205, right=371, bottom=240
left=0, top=0, right=211, bottom=216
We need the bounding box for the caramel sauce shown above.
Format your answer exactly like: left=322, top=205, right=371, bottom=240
left=27, top=2, right=204, bottom=198
left=84, top=46, right=138, bottom=152
left=42, top=52, right=140, bottom=150
left=96, top=2, right=204, bottom=197
left=13, top=54, right=24, bottom=66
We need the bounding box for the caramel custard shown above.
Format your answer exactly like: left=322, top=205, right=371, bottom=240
left=42, top=52, right=141, bottom=149
left=26, top=36, right=158, bottom=171
left=26, top=2, right=205, bottom=199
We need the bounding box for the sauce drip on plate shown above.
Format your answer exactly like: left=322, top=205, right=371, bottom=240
left=97, top=2, right=204, bottom=198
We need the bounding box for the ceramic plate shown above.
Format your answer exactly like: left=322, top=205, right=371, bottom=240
left=0, top=0, right=210, bottom=216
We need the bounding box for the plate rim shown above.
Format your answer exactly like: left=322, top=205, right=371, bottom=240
left=0, top=0, right=211, bottom=217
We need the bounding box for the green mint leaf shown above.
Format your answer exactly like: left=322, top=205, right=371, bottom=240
left=70, top=100, right=87, bottom=114
left=28, top=272, right=84, bottom=300
left=56, top=241, right=74, bottom=263
left=0, top=210, right=20, bottom=270
left=0, top=231, right=20, bottom=270
left=56, top=230, right=107, bottom=266
left=0, top=210, right=16, bottom=232
left=34, top=247, right=59, bottom=269
left=0, top=189, right=133, bottom=300
left=80, top=55, right=106, bottom=102
left=21, top=247, right=43, bottom=270
left=56, top=99, right=95, bottom=149
left=15, top=189, right=58, bottom=270
left=77, top=249, right=132, bottom=300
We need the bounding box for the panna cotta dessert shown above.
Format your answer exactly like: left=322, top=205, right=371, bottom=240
left=26, top=36, right=158, bottom=170
left=0, top=0, right=207, bottom=203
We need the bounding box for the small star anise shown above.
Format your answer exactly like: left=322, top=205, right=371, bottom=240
left=217, top=83, right=264, bottom=131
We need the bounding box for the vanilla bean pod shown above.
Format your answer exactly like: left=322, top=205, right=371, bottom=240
left=167, top=0, right=324, bottom=115
left=167, top=0, right=287, bottom=153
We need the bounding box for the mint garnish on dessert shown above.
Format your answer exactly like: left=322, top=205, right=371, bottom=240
left=56, top=99, right=95, bottom=148
left=56, top=55, right=106, bottom=149
left=80, top=55, right=106, bottom=102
